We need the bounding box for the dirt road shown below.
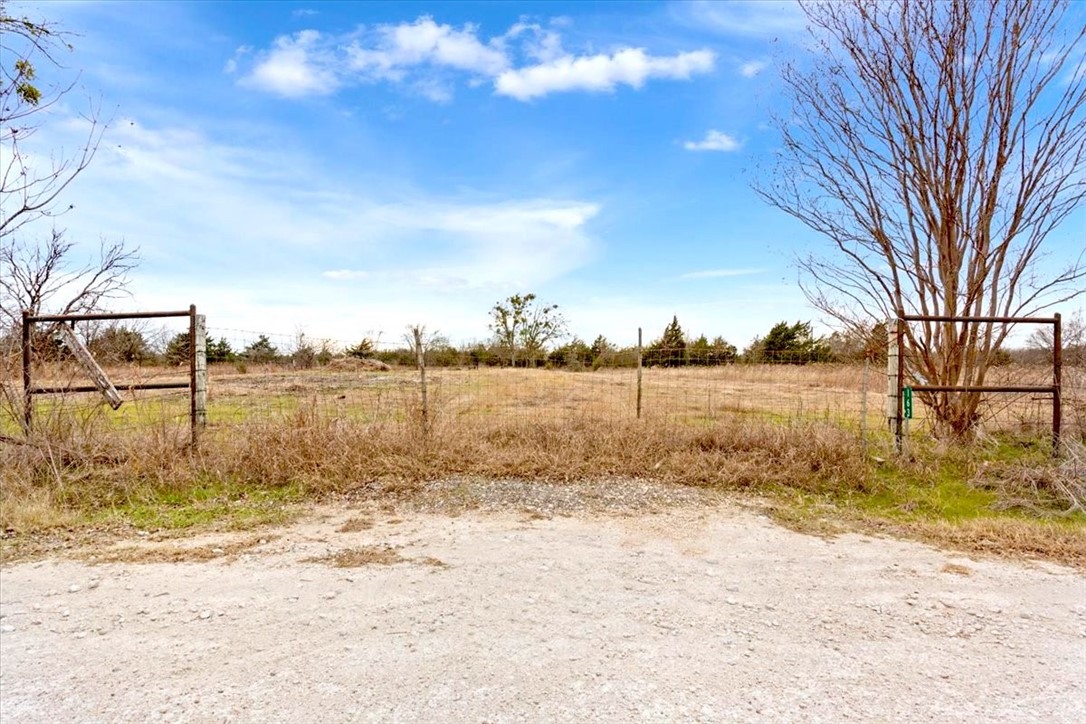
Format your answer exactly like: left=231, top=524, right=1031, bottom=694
left=2, top=482, right=1084, bottom=723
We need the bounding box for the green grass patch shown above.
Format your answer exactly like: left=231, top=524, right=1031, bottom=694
left=98, top=478, right=306, bottom=532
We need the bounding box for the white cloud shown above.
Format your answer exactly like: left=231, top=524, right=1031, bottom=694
left=240, top=30, right=339, bottom=97
left=346, top=16, right=509, bottom=79
left=236, top=16, right=715, bottom=102
left=739, top=59, right=768, bottom=77
left=495, top=48, right=715, bottom=101
left=676, top=268, right=762, bottom=280
left=683, top=130, right=741, bottom=152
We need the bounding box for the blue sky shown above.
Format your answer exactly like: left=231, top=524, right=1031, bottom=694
left=7, top=0, right=1084, bottom=349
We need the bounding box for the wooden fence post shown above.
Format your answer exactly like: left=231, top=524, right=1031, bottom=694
left=413, top=326, right=429, bottom=434
left=860, top=356, right=870, bottom=455
left=194, top=313, right=207, bottom=436
left=636, top=327, right=643, bottom=420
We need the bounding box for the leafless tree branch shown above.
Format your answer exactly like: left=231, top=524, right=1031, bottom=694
left=757, top=0, right=1086, bottom=436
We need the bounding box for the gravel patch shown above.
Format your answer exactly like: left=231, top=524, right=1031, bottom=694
left=2, top=480, right=1083, bottom=723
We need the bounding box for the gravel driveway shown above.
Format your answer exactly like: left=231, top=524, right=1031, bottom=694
left=1, top=480, right=1084, bottom=723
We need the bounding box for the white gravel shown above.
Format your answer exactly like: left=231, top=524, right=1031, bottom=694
left=1, top=487, right=1084, bottom=723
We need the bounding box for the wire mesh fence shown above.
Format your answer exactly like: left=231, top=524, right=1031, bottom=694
left=4, top=323, right=1081, bottom=456
left=193, top=329, right=882, bottom=434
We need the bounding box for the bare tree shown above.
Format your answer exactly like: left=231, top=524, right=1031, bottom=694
left=0, top=229, right=138, bottom=329
left=759, top=0, right=1086, bottom=437
left=1, top=5, right=108, bottom=237
left=1028, top=311, right=1085, bottom=367
left=1, top=6, right=135, bottom=336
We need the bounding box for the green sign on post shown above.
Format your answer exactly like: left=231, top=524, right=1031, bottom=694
left=903, top=386, right=913, bottom=419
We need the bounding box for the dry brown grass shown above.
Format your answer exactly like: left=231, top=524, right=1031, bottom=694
left=305, top=545, right=407, bottom=567
left=862, top=516, right=1086, bottom=569
left=336, top=516, right=375, bottom=532
left=3, top=362, right=1083, bottom=567
left=83, top=534, right=276, bottom=565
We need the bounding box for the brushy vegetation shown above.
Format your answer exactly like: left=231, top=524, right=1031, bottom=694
left=2, top=398, right=1083, bottom=566
left=2, top=359, right=1083, bottom=566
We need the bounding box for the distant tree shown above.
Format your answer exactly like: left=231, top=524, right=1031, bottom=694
left=827, top=322, right=888, bottom=364
left=85, top=323, right=151, bottom=365
left=207, top=337, right=236, bottom=363
left=588, top=334, right=613, bottom=368
left=490, top=293, right=567, bottom=367
left=163, top=332, right=190, bottom=366
left=685, top=334, right=737, bottom=366
left=1028, top=311, right=1085, bottom=367
left=345, top=338, right=376, bottom=359
left=548, top=338, right=592, bottom=369
left=290, top=332, right=316, bottom=369
left=315, top=339, right=335, bottom=366
left=988, top=348, right=1014, bottom=367
left=748, top=321, right=831, bottom=364
left=646, top=316, right=687, bottom=367
left=403, top=325, right=451, bottom=367
left=708, top=336, right=738, bottom=365
left=688, top=335, right=711, bottom=366
left=243, top=335, right=278, bottom=363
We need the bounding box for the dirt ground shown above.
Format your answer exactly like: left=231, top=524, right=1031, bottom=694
left=1, top=481, right=1084, bottom=723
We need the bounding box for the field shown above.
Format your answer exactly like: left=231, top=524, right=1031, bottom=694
left=9, top=358, right=1083, bottom=440
left=2, top=360, right=1084, bottom=565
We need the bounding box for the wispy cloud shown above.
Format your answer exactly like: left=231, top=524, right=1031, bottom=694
left=494, top=48, right=715, bottom=101
left=676, top=268, right=763, bottom=280
left=683, top=130, right=741, bottom=152
left=323, top=269, right=370, bottom=280
left=22, top=114, right=604, bottom=340
left=739, top=59, right=768, bottom=77
left=682, top=0, right=806, bottom=38
left=234, top=16, right=715, bottom=102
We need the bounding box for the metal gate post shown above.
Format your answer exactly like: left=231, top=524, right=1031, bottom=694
left=21, top=309, right=32, bottom=434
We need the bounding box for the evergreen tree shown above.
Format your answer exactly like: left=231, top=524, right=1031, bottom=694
left=751, top=321, right=832, bottom=364
left=688, top=334, right=711, bottom=366
left=345, top=338, right=376, bottom=359
left=87, top=325, right=151, bottom=364
left=709, top=336, right=738, bottom=365
left=164, top=332, right=190, bottom=366
left=207, top=337, right=236, bottom=363
left=589, top=334, right=614, bottom=369
left=646, top=316, right=687, bottom=367
left=243, top=335, right=278, bottom=363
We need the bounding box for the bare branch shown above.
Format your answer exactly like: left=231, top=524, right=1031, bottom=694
left=1, top=6, right=111, bottom=238
left=757, top=0, right=1086, bottom=437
